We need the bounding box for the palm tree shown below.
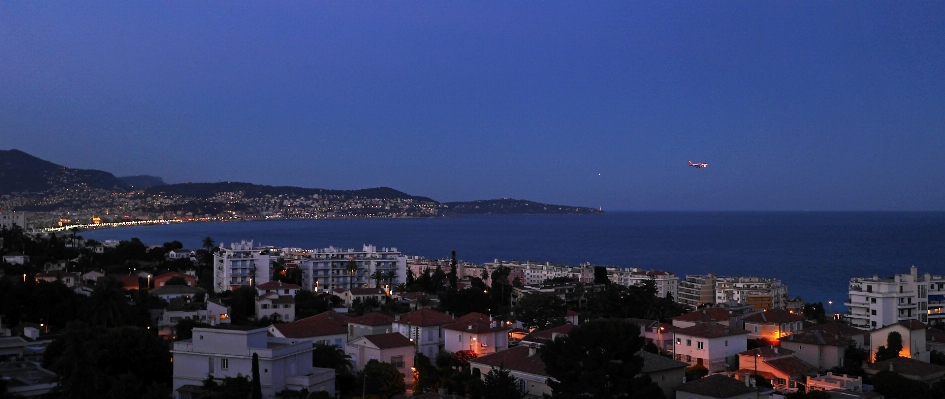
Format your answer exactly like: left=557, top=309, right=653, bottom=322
left=384, top=270, right=397, bottom=288
left=83, top=277, right=128, bottom=328
left=202, top=237, right=215, bottom=253
left=370, top=271, right=384, bottom=289
left=312, top=342, right=353, bottom=374
left=346, top=258, right=358, bottom=290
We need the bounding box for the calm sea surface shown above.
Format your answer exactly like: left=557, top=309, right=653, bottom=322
left=83, top=212, right=945, bottom=312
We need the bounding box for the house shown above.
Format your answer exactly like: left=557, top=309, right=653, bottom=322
left=926, top=326, right=945, bottom=353
left=166, top=249, right=195, bottom=261
left=805, top=372, right=866, bottom=394
left=150, top=285, right=207, bottom=302
left=673, top=323, right=749, bottom=372
left=256, top=292, right=295, bottom=323
left=153, top=271, right=197, bottom=288
left=778, top=328, right=852, bottom=371
left=81, top=270, right=105, bottom=283
left=393, top=292, right=438, bottom=310
left=741, top=309, right=806, bottom=341
left=106, top=274, right=141, bottom=290
left=34, top=272, right=79, bottom=287
left=734, top=347, right=818, bottom=391
left=269, top=311, right=352, bottom=348
left=865, top=357, right=945, bottom=386
left=869, top=320, right=928, bottom=362
left=519, top=324, right=574, bottom=348
left=391, top=309, right=455, bottom=358
left=675, top=374, right=759, bottom=399
left=171, top=326, right=336, bottom=399
left=347, top=312, right=394, bottom=341
left=442, top=312, right=512, bottom=356
left=637, top=350, right=688, bottom=398
left=0, top=336, right=29, bottom=359
left=345, top=333, right=415, bottom=385
left=335, top=287, right=387, bottom=308
left=0, top=360, right=58, bottom=397
left=255, top=281, right=301, bottom=297
left=629, top=318, right=676, bottom=352
left=673, top=308, right=736, bottom=329
left=469, top=345, right=552, bottom=397
left=2, top=253, right=29, bottom=265
left=156, top=298, right=230, bottom=339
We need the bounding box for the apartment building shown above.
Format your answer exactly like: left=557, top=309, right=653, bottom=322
left=715, top=276, right=788, bottom=310
left=0, top=212, right=26, bottom=230
left=678, top=274, right=717, bottom=309
left=609, top=269, right=678, bottom=299
left=298, top=245, right=406, bottom=293
left=844, top=266, right=936, bottom=329
left=212, top=240, right=275, bottom=293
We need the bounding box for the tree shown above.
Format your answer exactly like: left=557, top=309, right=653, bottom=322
left=802, top=302, right=827, bottom=323
left=295, top=290, right=330, bottom=319
left=202, top=237, right=215, bottom=253
left=174, top=318, right=210, bottom=341
left=311, top=343, right=353, bottom=373
left=252, top=352, right=263, bottom=399
left=480, top=367, right=522, bottom=399
left=872, top=370, right=929, bottom=399
left=593, top=266, right=610, bottom=286
left=448, top=251, right=459, bottom=291
left=230, top=286, right=258, bottom=325
left=346, top=258, right=359, bottom=290
left=875, top=331, right=904, bottom=362
left=514, top=292, right=568, bottom=330
left=165, top=276, right=189, bottom=286
left=540, top=318, right=663, bottom=399
left=685, top=364, right=708, bottom=381
left=359, top=359, right=406, bottom=399
left=84, top=277, right=130, bottom=328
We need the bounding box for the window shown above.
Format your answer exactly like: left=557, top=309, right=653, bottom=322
left=753, top=326, right=758, bottom=333
left=697, top=341, right=704, bottom=349
left=871, top=298, right=876, bottom=303
left=686, top=339, right=691, bottom=346
left=458, top=334, right=462, bottom=342
left=867, top=285, right=872, bottom=293
left=208, top=358, right=214, bottom=373
left=221, top=359, right=229, bottom=369
left=391, top=355, right=404, bottom=368
left=725, top=340, right=728, bottom=347
left=871, top=310, right=876, bottom=315
left=261, top=304, right=270, bottom=309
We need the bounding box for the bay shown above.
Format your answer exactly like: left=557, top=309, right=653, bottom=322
left=82, top=212, right=945, bottom=313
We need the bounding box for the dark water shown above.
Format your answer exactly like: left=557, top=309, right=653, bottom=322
left=83, top=212, right=945, bottom=311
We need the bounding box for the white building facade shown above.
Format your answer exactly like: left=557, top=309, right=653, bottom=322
left=212, top=240, right=275, bottom=293
left=715, top=276, right=788, bottom=310
left=845, top=266, right=933, bottom=329
left=297, top=245, right=406, bottom=293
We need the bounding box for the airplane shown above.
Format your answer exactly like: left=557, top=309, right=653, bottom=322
left=689, top=160, right=707, bottom=168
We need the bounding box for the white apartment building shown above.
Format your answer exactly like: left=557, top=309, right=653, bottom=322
left=212, top=240, right=275, bottom=293
left=171, top=326, right=335, bottom=399
left=609, top=269, right=678, bottom=299
left=298, top=245, right=406, bottom=293
left=715, top=276, right=788, bottom=310
left=519, top=262, right=574, bottom=286
left=0, top=212, right=26, bottom=230
left=845, top=266, right=937, bottom=329
left=678, top=274, right=717, bottom=309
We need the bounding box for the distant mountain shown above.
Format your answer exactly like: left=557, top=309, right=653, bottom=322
left=119, top=175, right=166, bottom=189
left=0, top=149, right=129, bottom=195
left=144, top=182, right=436, bottom=202
left=443, top=199, right=603, bottom=215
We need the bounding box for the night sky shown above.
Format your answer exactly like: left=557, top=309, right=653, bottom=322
left=2, top=2, right=943, bottom=211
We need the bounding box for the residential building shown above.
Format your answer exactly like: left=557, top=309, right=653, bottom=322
left=469, top=345, right=552, bottom=397
left=442, top=312, right=512, bottom=356
left=609, top=269, right=678, bottom=299
left=678, top=274, right=717, bottom=309
left=865, top=357, right=945, bottom=386
left=212, top=240, right=275, bottom=293
left=154, top=271, right=197, bottom=288
left=156, top=297, right=229, bottom=339
left=256, top=292, right=295, bottom=323
left=2, top=253, right=29, bottom=265
left=734, top=347, right=818, bottom=391
left=637, top=350, right=688, bottom=398
left=298, top=245, right=406, bottom=292
left=334, top=287, right=387, bottom=308
left=674, top=374, right=759, bottom=399
left=347, top=312, right=394, bottom=341
left=673, top=323, right=749, bottom=372
left=345, top=333, right=415, bottom=385
left=391, top=309, right=454, bottom=358
left=34, top=272, right=79, bottom=287
left=166, top=249, right=195, bottom=261
left=269, top=311, right=352, bottom=348
left=845, top=266, right=933, bottom=329
left=0, top=360, right=58, bottom=397
left=806, top=373, right=865, bottom=394
left=868, top=319, right=929, bottom=362
left=519, top=324, right=574, bottom=348
left=149, top=285, right=207, bottom=303
left=0, top=212, right=26, bottom=230
left=171, top=326, right=335, bottom=399
left=715, top=276, right=788, bottom=310
left=672, top=308, right=736, bottom=329
left=741, top=309, right=806, bottom=341
left=778, top=328, right=853, bottom=371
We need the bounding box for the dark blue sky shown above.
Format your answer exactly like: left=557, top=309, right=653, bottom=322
left=2, top=2, right=943, bottom=211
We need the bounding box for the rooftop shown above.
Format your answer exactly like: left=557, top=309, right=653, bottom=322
left=361, top=332, right=414, bottom=349
left=470, top=345, right=548, bottom=376
left=676, top=374, right=757, bottom=398
left=676, top=323, right=749, bottom=339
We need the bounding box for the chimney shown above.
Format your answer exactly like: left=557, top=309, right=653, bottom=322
left=528, top=346, right=537, bottom=357
left=773, top=347, right=778, bottom=354
left=745, top=374, right=751, bottom=387
left=394, top=315, right=401, bottom=322
left=889, top=362, right=894, bottom=372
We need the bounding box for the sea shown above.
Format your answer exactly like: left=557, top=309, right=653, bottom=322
left=82, top=212, right=945, bottom=313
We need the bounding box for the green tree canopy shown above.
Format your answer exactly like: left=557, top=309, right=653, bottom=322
left=480, top=367, right=523, bottom=399
left=875, top=331, right=904, bottom=362
left=359, top=359, right=406, bottom=399
left=514, top=292, right=568, bottom=330
left=540, top=318, right=664, bottom=399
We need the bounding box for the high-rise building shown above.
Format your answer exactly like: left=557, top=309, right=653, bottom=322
left=715, top=276, right=787, bottom=310
left=678, top=274, right=717, bottom=309
left=212, top=240, right=275, bottom=293
left=0, top=212, right=26, bottom=230
left=298, top=244, right=406, bottom=292
left=845, top=266, right=942, bottom=329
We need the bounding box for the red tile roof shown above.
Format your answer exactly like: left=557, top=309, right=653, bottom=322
left=457, top=312, right=490, bottom=322
left=868, top=357, right=945, bottom=377
left=764, top=357, right=818, bottom=378
left=361, top=333, right=414, bottom=349
left=350, top=312, right=394, bottom=327
left=674, top=308, right=732, bottom=323
left=742, top=309, right=806, bottom=324
left=676, top=374, right=757, bottom=398
left=676, top=323, right=749, bottom=339
left=738, top=347, right=795, bottom=358
left=470, top=345, right=548, bottom=376
left=797, top=321, right=867, bottom=339
left=927, top=327, right=945, bottom=344
left=521, top=324, right=574, bottom=344
left=394, top=309, right=454, bottom=327
left=271, top=311, right=351, bottom=338
left=894, top=319, right=928, bottom=331
left=256, top=281, right=301, bottom=290
left=779, top=329, right=851, bottom=347
left=349, top=287, right=386, bottom=296
left=443, top=318, right=512, bottom=334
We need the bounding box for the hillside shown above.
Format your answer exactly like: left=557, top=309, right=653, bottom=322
left=443, top=199, right=603, bottom=215
left=144, top=182, right=436, bottom=202
left=0, top=149, right=129, bottom=195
